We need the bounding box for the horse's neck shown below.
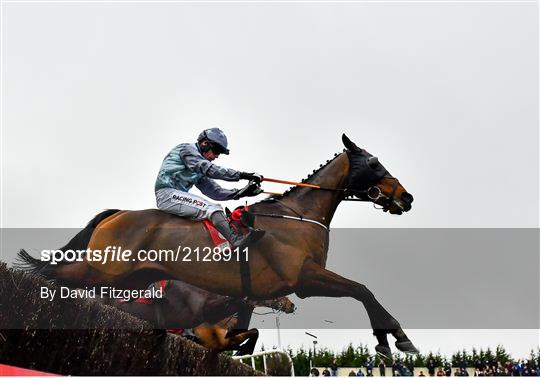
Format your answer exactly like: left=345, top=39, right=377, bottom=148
left=280, top=153, right=349, bottom=226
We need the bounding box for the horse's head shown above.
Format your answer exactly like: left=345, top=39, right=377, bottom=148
left=342, top=134, right=414, bottom=215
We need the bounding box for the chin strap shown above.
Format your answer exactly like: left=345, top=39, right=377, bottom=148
left=197, top=139, right=211, bottom=153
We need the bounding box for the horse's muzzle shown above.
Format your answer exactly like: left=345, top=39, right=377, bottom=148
left=401, top=192, right=414, bottom=204
left=399, top=192, right=414, bottom=212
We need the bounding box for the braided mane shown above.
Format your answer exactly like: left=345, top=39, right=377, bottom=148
left=261, top=150, right=346, bottom=201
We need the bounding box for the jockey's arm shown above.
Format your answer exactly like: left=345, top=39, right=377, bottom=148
left=195, top=177, right=238, bottom=201
left=179, top=144, right=241, bottom=182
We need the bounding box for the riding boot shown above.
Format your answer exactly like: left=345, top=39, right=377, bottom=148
left=210, top=211, right=265, bottom=248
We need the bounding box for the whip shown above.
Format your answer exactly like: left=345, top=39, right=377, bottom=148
left=263, top=177, right=321, bottom=196
left=262, top=177, right=321, bottom=189
left=261, top=177, right=321, bottom=195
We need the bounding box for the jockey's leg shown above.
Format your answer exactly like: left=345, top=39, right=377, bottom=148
left=155, top=189, right=263, bottom=248
left=209, top=211, right=264, bottom=248
left=156, top=188, right=218, bottom=219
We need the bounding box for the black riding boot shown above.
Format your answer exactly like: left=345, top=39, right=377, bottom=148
left=210, top=211, right=264, bottom=248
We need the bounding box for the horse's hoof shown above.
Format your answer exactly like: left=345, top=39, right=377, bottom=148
left=395, top=340, right=420, bottom=355
left=375, top=344, right=393, bottom=361
left=234, top=344, right=254, bottom=357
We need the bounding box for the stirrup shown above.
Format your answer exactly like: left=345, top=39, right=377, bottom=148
left=235, top=229, right=265, bottom=248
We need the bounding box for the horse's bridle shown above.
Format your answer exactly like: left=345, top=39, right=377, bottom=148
left=252, top=155, right=404, bottom=229
left=252, top=175, right=403, bottom=232
left=343, top=175, right=402, bottom=213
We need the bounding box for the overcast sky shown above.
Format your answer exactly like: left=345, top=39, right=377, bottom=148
left=1, top=1, right=538, bottom=357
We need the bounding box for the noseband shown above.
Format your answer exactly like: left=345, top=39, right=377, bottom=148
left=343, top=176, right=401, bottom=212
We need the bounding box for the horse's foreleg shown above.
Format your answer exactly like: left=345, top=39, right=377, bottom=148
left=235, top=304, right=254, bottom=330
left=295, top=260, right=418, bottom=356
left=203, top=297, right=244, bottom=325
left=223, top=304, right=253, bottom=339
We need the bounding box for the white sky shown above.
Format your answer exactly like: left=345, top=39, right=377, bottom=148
left=1, top=1, right=538, bottom=358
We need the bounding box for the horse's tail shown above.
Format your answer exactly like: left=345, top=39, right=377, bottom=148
left=15, top=248, right=50, bottom=275
left=15, top=209, right=121, bottom=277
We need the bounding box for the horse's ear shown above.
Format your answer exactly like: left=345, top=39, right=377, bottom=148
left=342, top=134, right=361, bottom=152
left=367, top=156, right=379, bottom=168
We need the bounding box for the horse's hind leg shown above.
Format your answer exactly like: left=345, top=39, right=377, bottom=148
left=295, top=260, right=419, bottom=357
left=231, top=329, right=259, bottom=356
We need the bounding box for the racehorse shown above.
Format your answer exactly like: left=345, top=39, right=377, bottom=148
left=99, top=279, right=295, bottom=355
left=18, top=134, right=417, bottom=358
left=187, top=318, right=259, bottom=356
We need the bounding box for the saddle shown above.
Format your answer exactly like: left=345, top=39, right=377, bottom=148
left=203, top=206, right=259, bottom=297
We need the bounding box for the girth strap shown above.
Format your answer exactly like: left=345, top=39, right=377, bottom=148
left=153, top=281, right=168, bottom=328
left=240, top=211, right=328, bottom=297
left=239, top=248, right=252, bottom=298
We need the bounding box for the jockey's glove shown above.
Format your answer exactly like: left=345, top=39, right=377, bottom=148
left=233, top=181, right=263, bottom=199
left=239, top=172, right=263, bottom=184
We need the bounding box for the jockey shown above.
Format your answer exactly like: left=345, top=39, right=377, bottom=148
left=155, top=128, right=264, bottom=248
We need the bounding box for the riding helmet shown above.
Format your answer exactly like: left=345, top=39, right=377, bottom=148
left=197, top=128, right=230, bottom=155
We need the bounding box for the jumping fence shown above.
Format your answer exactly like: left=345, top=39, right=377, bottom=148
left=0, top=262, right=261, bottom=376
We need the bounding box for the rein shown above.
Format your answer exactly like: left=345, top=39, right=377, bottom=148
left=261, top=176, right=401, bottom=210
left=252, top=176, right=400, bottom=230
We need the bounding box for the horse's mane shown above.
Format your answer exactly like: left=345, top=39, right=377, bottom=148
left=256, top=149, right=346, bottom=204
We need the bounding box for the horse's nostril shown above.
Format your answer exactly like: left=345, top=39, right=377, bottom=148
left=401, top=192, right=414, bottom=204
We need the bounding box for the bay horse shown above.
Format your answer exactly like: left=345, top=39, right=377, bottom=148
left=99, top=279, right=295, bottom=355
left=18, top=134, right=417, bottom=358
left=181, top=296, right=294, bottom=356
left=188, top=318, right=259, bottom=356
